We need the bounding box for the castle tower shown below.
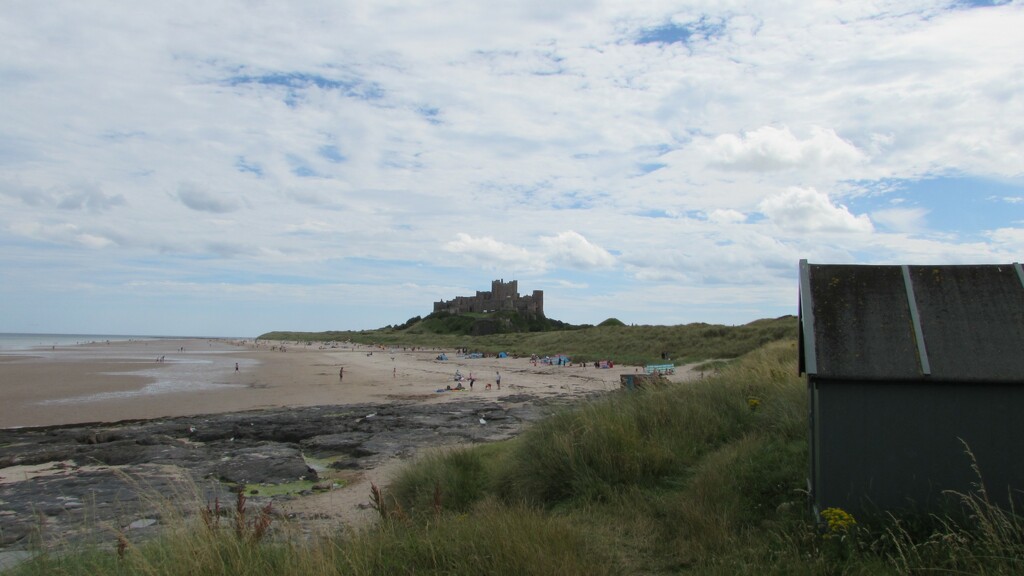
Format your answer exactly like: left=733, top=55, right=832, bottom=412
left=532, top=289, right=544, bottom=316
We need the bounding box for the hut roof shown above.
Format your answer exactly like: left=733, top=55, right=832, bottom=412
left=799, top=261, right=1024, bottom=383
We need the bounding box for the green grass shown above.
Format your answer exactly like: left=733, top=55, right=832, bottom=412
left=260, top=315, right=798, bottom=365
left=12, top=337, right=1024, bottom=575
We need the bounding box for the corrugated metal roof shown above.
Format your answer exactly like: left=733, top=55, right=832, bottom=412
left=799, top=261, right=1024, bottom=382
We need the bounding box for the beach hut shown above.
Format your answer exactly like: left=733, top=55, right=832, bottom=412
left=799, top=260, right=1024, bottom=518
left=620, top=373, right=665, bottom=390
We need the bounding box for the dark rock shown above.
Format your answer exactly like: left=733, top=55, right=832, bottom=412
left=301, top=434, right=373, bottom=456
left=328, top=458, right=362, bottom=470
left=0, top=393, right=591, bottom=553
left=212, top=444, right=316, bottom=485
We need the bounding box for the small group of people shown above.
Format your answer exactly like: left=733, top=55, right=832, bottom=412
left=448, top=370, right=501, bottom=391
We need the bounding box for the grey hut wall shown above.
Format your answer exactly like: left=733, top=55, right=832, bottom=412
left=801, top=261, right=1024, bottom=516
left=812, top=379, right=1024, bottom=514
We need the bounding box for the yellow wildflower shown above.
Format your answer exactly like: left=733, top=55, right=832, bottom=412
left=821, top=507, right=856, bottom=538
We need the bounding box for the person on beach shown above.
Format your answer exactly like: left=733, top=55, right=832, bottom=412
left=496, top=371, right=501, bottom=390
left=339, top=367, right=344, bottom=381
left=235, top=362, right=239, bottom=372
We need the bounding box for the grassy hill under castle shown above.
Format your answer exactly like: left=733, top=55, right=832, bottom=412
left=258, top=314, right=797, bottom=366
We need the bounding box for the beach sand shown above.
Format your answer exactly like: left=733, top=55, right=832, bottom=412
left=0, top=338, right=700, bottom=429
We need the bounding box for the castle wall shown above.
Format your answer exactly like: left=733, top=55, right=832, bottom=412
left=433, top=279, right=543, bottom=317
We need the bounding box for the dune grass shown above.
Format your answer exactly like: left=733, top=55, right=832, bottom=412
left=261, top=315, right=797, bottom=365
left=12, top=338, right=1024, bottom=575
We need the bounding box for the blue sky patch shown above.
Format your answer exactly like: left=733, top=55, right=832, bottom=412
left=637, top=23, right=693, bottom=45
left=234, top=156, right=263, bottom=176
left=417, top=106, right=442, bottom=125
left=958, top=0, right=1010, bottom=7
left=226, top=71, right=384, bottom=103
left=636, top=209, right=676, bottom=219
left=635, top=162, right=667, bottom=175
left=318, top=145, right=346, bottom=164
left=636, top=17, right=726, bottom=46
left=549, top=191, right=594, bottom=210
left=847, top=175, right=1024, bottom=236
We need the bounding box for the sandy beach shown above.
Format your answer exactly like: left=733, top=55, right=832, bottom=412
left=0, top=338, right=687, bottom=429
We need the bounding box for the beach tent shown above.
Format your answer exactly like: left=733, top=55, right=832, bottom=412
left=498, top=352, right=508, bottom=358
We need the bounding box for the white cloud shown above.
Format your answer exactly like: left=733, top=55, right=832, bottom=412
left=539, top=230, right=615, bottom=269
left=759, top=187, right=873, bottom=234
left=707, top=209, right=746, bottom=224
left=8, top=220, right=118, bottom=249
left=704, top=125, right=865, bottom=172
left=871, top=207, right=929, bottom=233
left=443, top=233, right=537, bottom=270
left=987, top=227, right=1024, bottom=251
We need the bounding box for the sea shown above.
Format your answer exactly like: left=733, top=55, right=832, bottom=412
left=0, top=333, right=162, bottom=352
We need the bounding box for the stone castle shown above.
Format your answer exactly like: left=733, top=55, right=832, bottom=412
left=433, top=279, right=544, bottom=318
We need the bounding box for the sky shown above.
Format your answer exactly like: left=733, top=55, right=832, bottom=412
left=1, top=1, right=1023, bottom=337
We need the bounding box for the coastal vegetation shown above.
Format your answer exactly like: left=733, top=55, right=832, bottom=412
left=12, top=329, right=1024, bottom=575
left=259, top=315, right=797, bottom=365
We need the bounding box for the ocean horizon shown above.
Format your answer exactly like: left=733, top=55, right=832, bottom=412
left=0, top=333, right=246, bottom=352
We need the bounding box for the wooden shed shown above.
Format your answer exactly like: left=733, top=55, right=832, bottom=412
left=799, top=260, right=1024, bottom=517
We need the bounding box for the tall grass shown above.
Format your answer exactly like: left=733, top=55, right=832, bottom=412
left=341, top=500, right=616, bottom=576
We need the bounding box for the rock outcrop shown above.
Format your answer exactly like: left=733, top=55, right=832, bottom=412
left=0, top=394, right=574, bottom=553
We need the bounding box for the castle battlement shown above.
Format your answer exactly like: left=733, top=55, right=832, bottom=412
left=433, top=279, right=544, bottom=318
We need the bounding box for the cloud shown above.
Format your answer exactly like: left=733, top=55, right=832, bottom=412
left=539, top=230, right=615, bottom=269
left=993, top=195, right=1024, bottom=204
left=441, top=231, right=614, bottom=272
left=285, top=219, right=334, bottom=235
left=443, top=233, right=536, bottom=270
left=2, top=182, right=125, bottom=212
left=1, top=182, right=50, bottom=206
left=987, top=227, right=1024, bottom=250
left=759, top=187, right=873, bottom=233
left=705, top=126, right=865, bottom=172
left=176, top=183, right=240, bottom=214
left=707, top=209, right=746, bottom=224
left=57, top=186, right=127, bottom=212
left=9, top=220, right=118, bottom=248
left=871, top=207, right=929, bottom=233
